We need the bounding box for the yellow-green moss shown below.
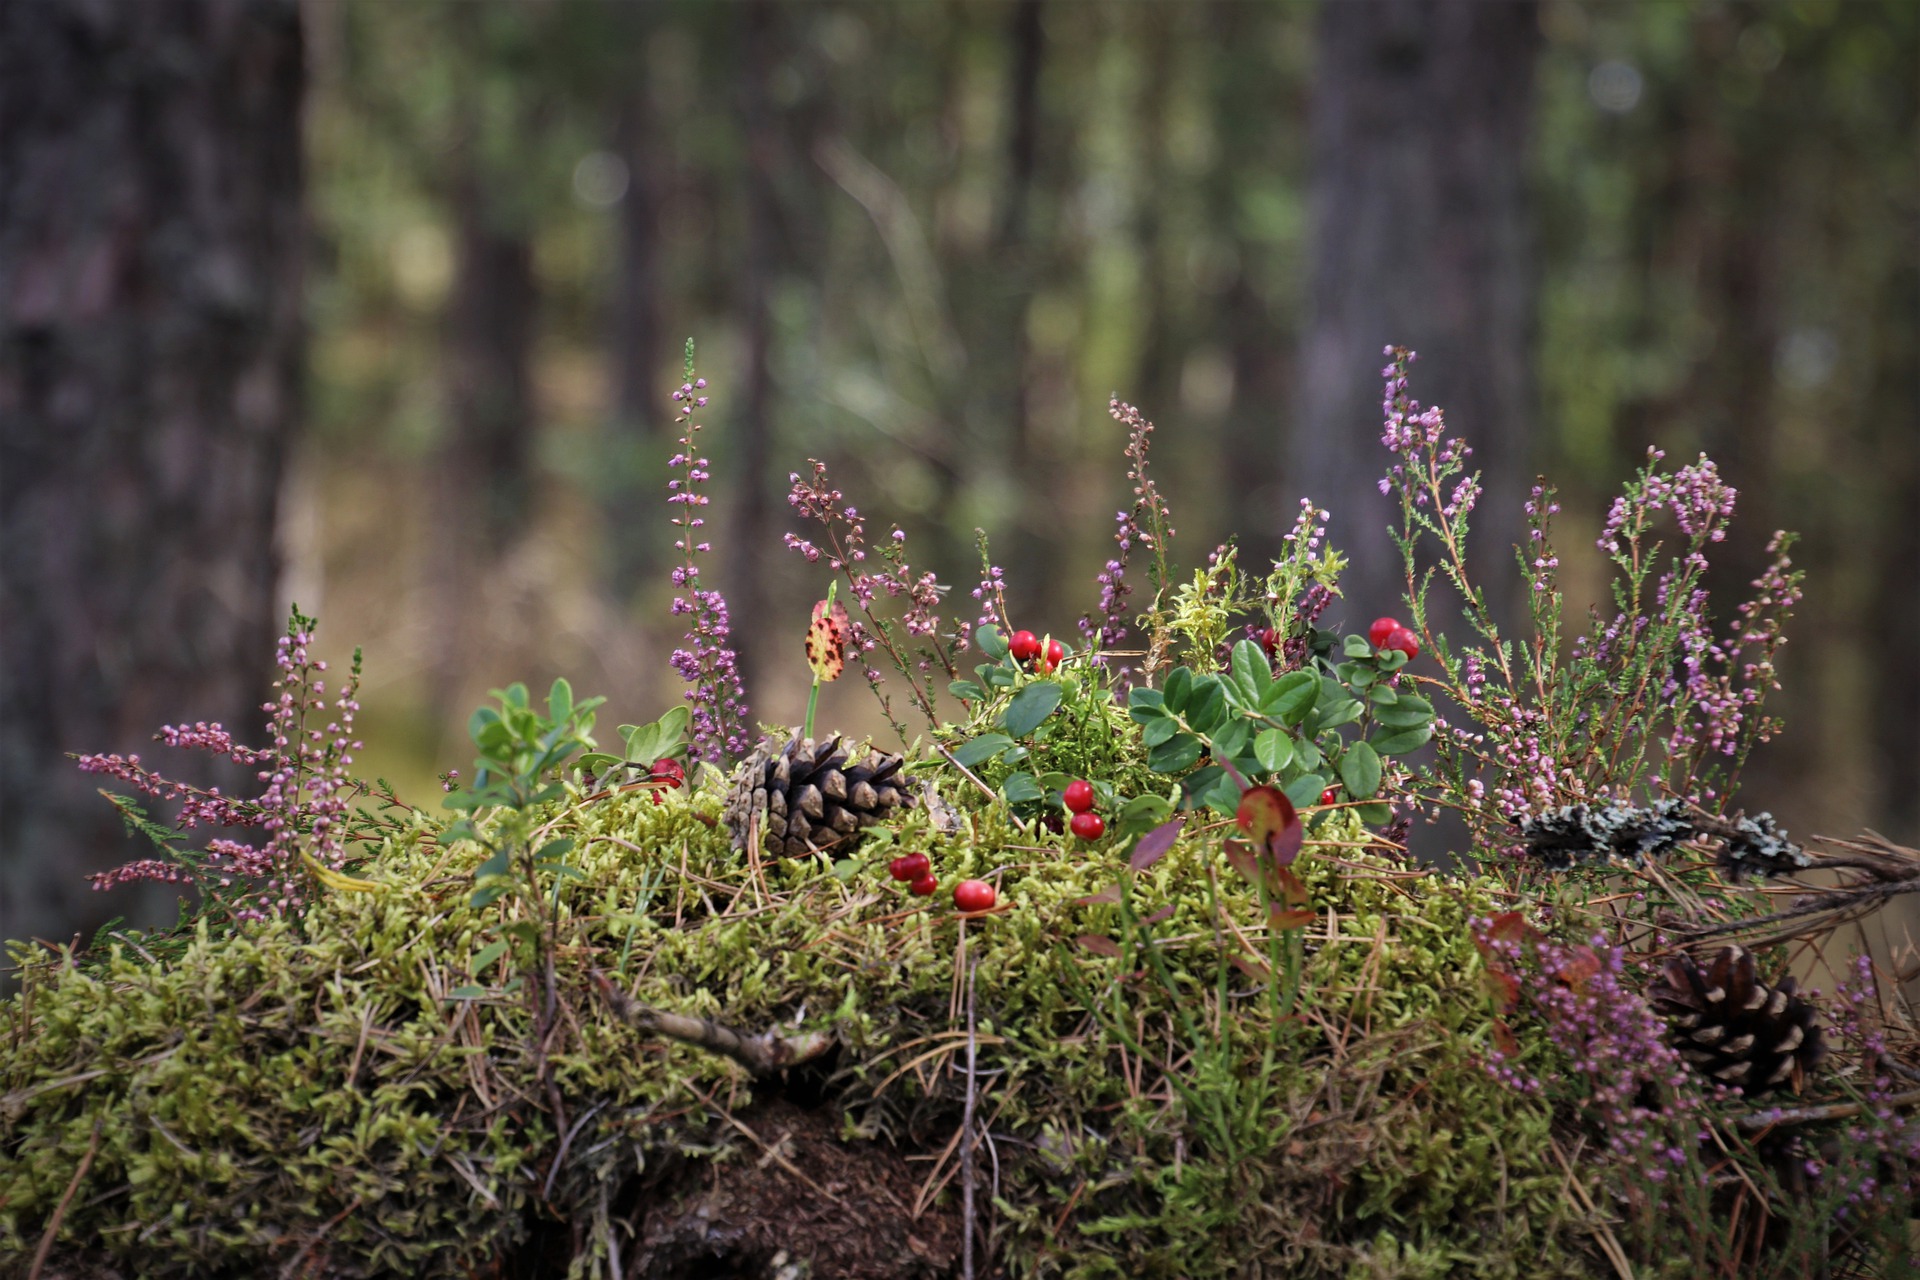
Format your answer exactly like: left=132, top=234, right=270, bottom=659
left=1, top=784, right=1604, bottom=1278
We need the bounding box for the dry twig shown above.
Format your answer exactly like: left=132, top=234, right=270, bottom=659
left=589, top=970, right=834, bottom=1076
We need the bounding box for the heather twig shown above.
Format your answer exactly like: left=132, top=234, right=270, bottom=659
left=666, top=344, right=750, bottom=763
left=75, top=606, right=369, bottom=920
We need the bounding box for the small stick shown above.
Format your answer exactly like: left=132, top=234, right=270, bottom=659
left=1735, top=1085, right=1920, bottom=1132
left=962, top=955, right=979, bottom=1280
left=932, top=742, right=997, bottom=802
left=589, top=970, right=833, bottom=1076
left=28, top=1120, right=100, bottom=1280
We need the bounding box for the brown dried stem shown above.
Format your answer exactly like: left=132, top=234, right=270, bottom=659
left=589, top=970, right=834, bottom=1076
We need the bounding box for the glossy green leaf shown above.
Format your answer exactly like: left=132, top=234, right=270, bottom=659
left=952, top=734, right=1014, bottom=767
left=1370, top=723, right=1434, bottom=756
left=1211, top=716, right=1252, bottom=761
left=1142, top=716, right=1179, bottom=748
left=1376, top=695, right=1434, bottom=727
left=1231, top=640, right=1273, bottom=697
left=1283, top=773, right=1327, bottom=811
left=1340, top=740, right=1382, bottom=799
left=1262, top=671, right=1319, bottom=724
left=1001, top=771, right=1043, bottom=805
left=1149, top=733, right=1203, bottom=773
left=1003, top=681, right=1063, bottom=737
left=1344, top=634, right=1375, bottom=658
left=948, top=679, right=987, bottom=702
left=1253, top=728, right=1294, bottom=774
left=1315, top=697, right=1366, bottom=731
left=1186, top=679, right=1227, bottom=734
left=975, top=624, right=1009, bottom=660
left=1163, top=666, right=1193, bottom=714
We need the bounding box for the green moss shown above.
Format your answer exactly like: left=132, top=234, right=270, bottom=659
left=2, top=784, right=1602, bottom=1277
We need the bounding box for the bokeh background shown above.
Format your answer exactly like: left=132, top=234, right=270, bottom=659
left=3, top=0, right=1916, bottom=954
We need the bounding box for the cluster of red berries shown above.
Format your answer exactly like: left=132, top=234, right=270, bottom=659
left=1367, top=615, right=1421, bottom=660
left=887, top=853, right=998, bottom=913
left=1063, top=779, right=1105, bottom=840
left=1008, top=629, right=1065, bottom=675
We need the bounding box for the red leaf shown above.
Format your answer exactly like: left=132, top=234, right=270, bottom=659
left=1223, top=839, right=1260, bottom=885
left=1556, top=945, right=1602, bottom=991
left=805, top=598, right=850, bottom=682
left=1074, top=886, right=1123, bottom=907
left=1482, top=967, right=1521, bottom=1015
left=1272, top=865, right=1309, bottom=909
left=1269, top=907, right=1316, bottom=930
left=1129, top=817, right=1185, bottom=872
left=1077, top=935, right=1123, bottom=958
left=1482, top=911, right=1537, bottom=948
left=1236, top=785, right=1302, bottom=867
left=1231, top=953, right=1273, bottom=981
left=1139, top=903, right=1175, bottom=927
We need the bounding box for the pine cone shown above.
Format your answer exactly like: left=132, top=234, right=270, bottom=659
left=722, top=732, right=911, bottom=858
left=1648, top=945, right=1825, bottom=1094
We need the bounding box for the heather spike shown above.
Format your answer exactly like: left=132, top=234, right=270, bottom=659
left=666, top=351, right=750, bottom=763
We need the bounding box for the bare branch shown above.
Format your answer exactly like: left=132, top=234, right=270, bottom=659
left=589, top=970, right=834, bottom=1076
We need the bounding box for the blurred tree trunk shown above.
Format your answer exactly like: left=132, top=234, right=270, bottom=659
left=1293, top=0, right=1539, bottom=635
left=607, top=7, right=663, bottom=601
left=725, top=0, right=779, bottom=703
left=429, top=4, right=539, bottom=712
left=446, top=172, right=536, bottom=550
left=0, top=0, right=304, bottom=947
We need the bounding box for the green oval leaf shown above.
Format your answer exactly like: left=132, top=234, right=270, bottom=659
left=975, top=624, right=1010, bottom=660
left=1149, top=733, right=1203, bottom=773
left=948, top=679, right=987, bottom=702
left=1314, top=697, right=1366, bottom=731
left=1375, top=695, right=1434, bottom=727
left=1370, top=723, right=1434, bottom=756
left=1001, top=771, right=1044, bottom=805
left=1339, top=740, right=1382, bottom=799
left=1230, top=639, right=1272, bottom=700
left=1142, top=716, right=1179, bottom=748
left=1261, top=671, right=1318, bottom=724
left=1003, top=680, right=1063, bottom=738
left=1253, top=728, right=1294, bottom=774
left=1163, top=666, right=1194, bottom=714
left=1283, top=774, right=1327, bottom=811
left=1211, top=716, right=1253, bottom=761
left=952, top=734, right=1014, bottom=767
left=1186, top=679, right=1228, bottom=735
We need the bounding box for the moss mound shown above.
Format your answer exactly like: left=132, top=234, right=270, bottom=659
left=3, top=783, right=1601, bottom=1278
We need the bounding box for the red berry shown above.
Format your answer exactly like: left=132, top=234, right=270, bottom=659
left=1258, top=626, right=1280, bottom=656
left=1383, top=626, right=1420, bottom=660
left=1046, top=638, right=1065, bottom=666
left=1368, top=616, right=1401, bottom=649
left=648, top=757, right=685, bottom=804
left=1319, top=787, right=1339, bottom=806
left=1070, top=811, right=1105, bottom=841
left=1009, top=630, right=1040, bottom=662
left=1063, top=780, right=1096, bottom=814
left=889, top=852, right=931, bottom=883
left=910, top=873, right=939, bottom=896
left=953, top=879, right=997, bottom=912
